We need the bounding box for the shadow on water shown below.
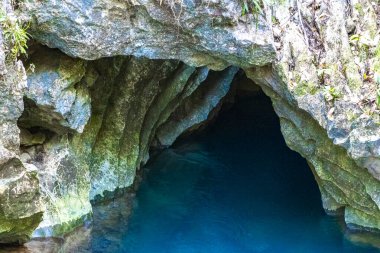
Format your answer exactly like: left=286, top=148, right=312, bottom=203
left=2, top=90, right=380, bottom=253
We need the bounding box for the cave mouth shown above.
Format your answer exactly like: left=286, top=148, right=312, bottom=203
left=84, top=76, right=378, bottom=252
left=4, top=67, right=380, bottom=252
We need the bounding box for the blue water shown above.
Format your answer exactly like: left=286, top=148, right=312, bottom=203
left=91, top=94, right=380, bottom=253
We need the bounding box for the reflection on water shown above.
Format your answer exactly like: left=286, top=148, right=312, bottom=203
left=2, top=93, right=380, bottom=253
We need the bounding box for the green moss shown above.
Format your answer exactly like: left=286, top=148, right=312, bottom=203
left=37, top=213, right=92, bottom=238
left=354, top=3, right=364, bottom=16
left=346, top=207, right=380, bottom=232
left=58, top=57, right=87, bottom=85
left=293, top=80, right=318, bottom=96
left=278, top=102, right=380, bottom=231
left=345, top=62, right=362, bottom=90
left=346, top=111, right=358, bottom=122
left=0, top=213, right=43, bottom=244
left=33, top=189, right=91, bottom=237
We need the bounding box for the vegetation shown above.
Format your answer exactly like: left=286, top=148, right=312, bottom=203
left=323, top=85, right=341, bottom=101
left=348, top=27, right=380, bottom=109
left=0, top=10, right=30, bottom=61
left=240, top=0, right=286, bottom=16
left=241, top=0, right=263, bottom=17
left=240, top=0, right=286, bottom=28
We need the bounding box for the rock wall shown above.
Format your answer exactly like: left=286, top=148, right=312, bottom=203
left=20, top=0, right=275, bottom=69
left=0, top=1, right=42, bottom=244
left=0, top=0, right=380, bottom=244
left=247, top=66, right=380, bottom=231
left=10, top=45, right=239, bottom=239
left=245, top=0, right=380, bottom=230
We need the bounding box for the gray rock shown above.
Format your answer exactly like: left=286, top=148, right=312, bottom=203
left=157, top=66, right=239, bottom=146
left=20, top=128, right=46, bottom=146
left=18, top=46, right=90, bottom=134
left=20, top=152, right=31, bottom=163
left=13, top=51, right=239, bottom=236
left=31, top=134, right=92, bottom=238
left=0, top=2, right=43, bottom=242
left=20, top=0, right=275, bottom=70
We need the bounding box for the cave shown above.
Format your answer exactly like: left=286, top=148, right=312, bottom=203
left=79, top=73, right=376, bottom=252
left=95, top=75, right=328, bottom=252
left=3, top=0, right=380, bottom=251
left=5, top=62, right=379, bottom=252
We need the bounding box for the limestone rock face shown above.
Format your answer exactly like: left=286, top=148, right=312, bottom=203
left=19, top=46, right=90, bottom=134
left=247, top=66, right=380, bottom=231
left=20, top=0, right=275, bottom=69
left=84, top=58, right=237, bottom=200
left=156, top=67, right=239, bottom=146
left=0, top=7, right=43, bottom=242
left=14, top=49, right=239, bottom=236
left=265, top=0, right=380, bottom=183
left=244, top=0, right=380, bottom=230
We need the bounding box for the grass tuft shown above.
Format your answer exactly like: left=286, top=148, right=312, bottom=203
left=0, top=10, right=30, bottom=61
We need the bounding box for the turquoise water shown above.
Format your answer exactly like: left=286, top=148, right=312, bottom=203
left=91, top=94, right=380, bottom=253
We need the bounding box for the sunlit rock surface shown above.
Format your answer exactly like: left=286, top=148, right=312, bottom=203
left=19, top=46, right=90, bottom=134
left=266, top=0, right=380, bottom=182
left=0, top=4, right=43, bottom=242
left=20, top=0, right=275, bottom=69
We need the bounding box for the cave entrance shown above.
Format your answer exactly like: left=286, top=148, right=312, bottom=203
left=11, top=61, right=379, bottom=251
left=87, top=71, right=356, bottom=252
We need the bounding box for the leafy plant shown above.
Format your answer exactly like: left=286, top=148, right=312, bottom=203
left=349, top=33, right=374, bottom=49
left=240, top=0, right=286, bottom=27
left=0, top=10, right=30, bottom=60
left=241, top=0, right=263, bottom=16
left=323, top=85, right=341, bottom=101
left=376, top=89, right=380, bottom=108
left=317, top=68, right=333, bottom=78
